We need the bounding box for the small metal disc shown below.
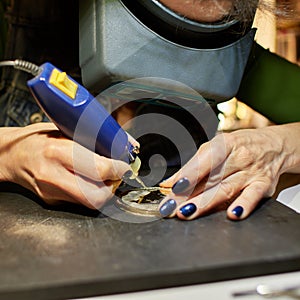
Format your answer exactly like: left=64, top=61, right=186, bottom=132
left=115, top=188, right=167, bottom=217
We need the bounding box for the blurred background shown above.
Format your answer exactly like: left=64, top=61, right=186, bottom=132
left=217, top=0, right=300, bottom=131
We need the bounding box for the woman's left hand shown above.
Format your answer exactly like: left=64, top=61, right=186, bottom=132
left=159, top=123, right=300, bottom=220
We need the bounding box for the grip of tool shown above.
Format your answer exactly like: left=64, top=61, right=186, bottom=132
left=27, top=62, right=137, bottom=164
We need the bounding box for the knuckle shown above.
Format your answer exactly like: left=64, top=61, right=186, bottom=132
left=219, top=180, right=237, bottom=200
left=42, top=142, right=62, bottom=160
left=252, top=180, right=274, bottom=197
left=237, top=144, right=251, bottom=157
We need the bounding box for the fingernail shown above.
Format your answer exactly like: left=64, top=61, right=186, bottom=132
left=172, top=177, right=190, bottom=194
left=159, top=199, right=177, bottom=217
left=232, top=206, right=244, bottom=218
left=180, top=203, right=197, bottom=217
left=122, top=170, right=133, bottom=180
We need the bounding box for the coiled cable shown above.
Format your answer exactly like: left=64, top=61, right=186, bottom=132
left=0, top=59, right=41, bottom=76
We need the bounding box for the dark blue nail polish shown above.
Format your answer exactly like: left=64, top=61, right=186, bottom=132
left=172, top=177, right=190, bottom=194
left=232, top=206, right=244, bottom=218
left=180, top=203, right=197, bottom=217
left=159, top=199, right=177, bottom=217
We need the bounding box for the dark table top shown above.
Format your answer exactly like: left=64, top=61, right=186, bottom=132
left=0, top=180, right=300, bottom=300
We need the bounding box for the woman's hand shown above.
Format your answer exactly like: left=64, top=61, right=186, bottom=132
left=159, top=123, right=300, bottom=220
left=0, top=123, right=131, bottom=209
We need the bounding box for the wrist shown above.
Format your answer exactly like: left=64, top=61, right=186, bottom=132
left=269, top=123, right=300, bottom=174
left=0, top=127, right=20, bottom=182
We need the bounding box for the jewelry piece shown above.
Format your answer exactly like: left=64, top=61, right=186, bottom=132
left=116, top=187, right=171, bottom=216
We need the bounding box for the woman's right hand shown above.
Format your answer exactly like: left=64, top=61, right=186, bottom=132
left=0, top=122, right=131, bottom=209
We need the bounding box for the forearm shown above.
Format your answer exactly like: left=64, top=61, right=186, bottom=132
left=0, top=126, right=22, bottom=182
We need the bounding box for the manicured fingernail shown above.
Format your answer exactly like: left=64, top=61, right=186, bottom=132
left=172, top=177, right=190, bottom=194
left=180, top=203, right=197, bottom=217
left=159, top=199, right=177, bottom=217
left=122, top=170, right=133, bottom=180
left=232, top=206, right=244, bottom=218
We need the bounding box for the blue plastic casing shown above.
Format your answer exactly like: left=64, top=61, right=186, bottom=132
left=27, top=62, right=136, bottom=164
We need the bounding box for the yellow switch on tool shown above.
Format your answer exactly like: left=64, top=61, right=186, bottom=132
left=49, top=68, right=78, bottom=99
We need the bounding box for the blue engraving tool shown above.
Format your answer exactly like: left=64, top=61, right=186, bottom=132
left=26, top=62, right=140, bottom=168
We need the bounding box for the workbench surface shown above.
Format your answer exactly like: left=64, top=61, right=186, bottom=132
left=0, top=182, right=299, bottom=300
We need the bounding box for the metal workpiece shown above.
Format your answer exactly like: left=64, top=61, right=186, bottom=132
left=0, top=182, right=300, bottom=300
left=115, top=186, right=171, bottom=217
